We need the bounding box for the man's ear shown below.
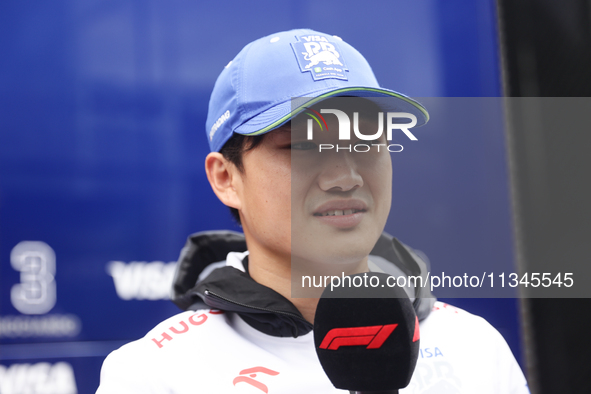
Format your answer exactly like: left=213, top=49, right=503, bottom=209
left=205, top=152, right=242, bottom=211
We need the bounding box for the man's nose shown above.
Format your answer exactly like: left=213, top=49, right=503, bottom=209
left=317, top=152, right=364, bottom=192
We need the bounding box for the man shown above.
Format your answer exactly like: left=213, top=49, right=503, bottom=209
left=97, top=29, right=528, bottom=393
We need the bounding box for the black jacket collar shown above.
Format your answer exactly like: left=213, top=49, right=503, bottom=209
left=171, top=230, right=435, bottom=338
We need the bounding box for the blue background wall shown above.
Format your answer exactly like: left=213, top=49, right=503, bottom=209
left=0, top=1, right=520, bottom=392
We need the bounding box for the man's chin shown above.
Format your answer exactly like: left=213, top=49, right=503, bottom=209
left=291, top=248, right=370, bottom=274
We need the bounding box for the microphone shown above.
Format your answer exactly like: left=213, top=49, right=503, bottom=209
left=313, top=272, right=420, bottom=394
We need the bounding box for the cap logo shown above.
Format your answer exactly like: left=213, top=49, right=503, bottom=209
left=209, top=110, right=230, bottom=140
left=291, top=35, right=348, bottom=81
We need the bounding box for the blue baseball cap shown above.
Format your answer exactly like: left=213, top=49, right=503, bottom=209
left=206, top=28, right=429, bottom=152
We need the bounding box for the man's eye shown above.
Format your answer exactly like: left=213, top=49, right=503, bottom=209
left=291, top=141, right=317, bottom=150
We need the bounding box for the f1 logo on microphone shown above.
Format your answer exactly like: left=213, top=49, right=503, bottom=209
left=319, top=324, right=398, bottom=350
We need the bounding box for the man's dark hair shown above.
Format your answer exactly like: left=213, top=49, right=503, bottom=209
left=219, top=133, right=267, bottom=224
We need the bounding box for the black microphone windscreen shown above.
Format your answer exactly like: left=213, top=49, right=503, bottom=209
left=313, top=272, right=420, bottom=392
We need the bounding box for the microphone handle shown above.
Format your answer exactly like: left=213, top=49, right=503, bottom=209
left=349, top=391, right=399, bottom=394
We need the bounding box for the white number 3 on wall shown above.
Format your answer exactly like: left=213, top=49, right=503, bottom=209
left=10, top=241, right=57, bottom=315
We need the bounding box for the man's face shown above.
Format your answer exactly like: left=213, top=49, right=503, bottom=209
left=238, top=98, right=392, bottom=273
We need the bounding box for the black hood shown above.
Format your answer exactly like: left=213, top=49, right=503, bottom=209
left=171, top=230, right=436, bottom=338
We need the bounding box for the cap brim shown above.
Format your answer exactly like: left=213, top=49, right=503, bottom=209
left=234, top=87, right=429, bottom=136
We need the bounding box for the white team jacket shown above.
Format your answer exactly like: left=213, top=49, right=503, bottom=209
left=97, top=231, right=529, bottom=393
left=97, top=301, right=528, bottom=393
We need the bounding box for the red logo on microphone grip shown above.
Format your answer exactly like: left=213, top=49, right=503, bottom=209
left=319, top=324, right=398, bottom=350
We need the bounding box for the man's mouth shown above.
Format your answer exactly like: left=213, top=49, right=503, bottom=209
left=312, top=200, right=369, bottom=222
left=314, top=209, right=365, bottom=217
left=312, top=201, right=367, bottom=229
